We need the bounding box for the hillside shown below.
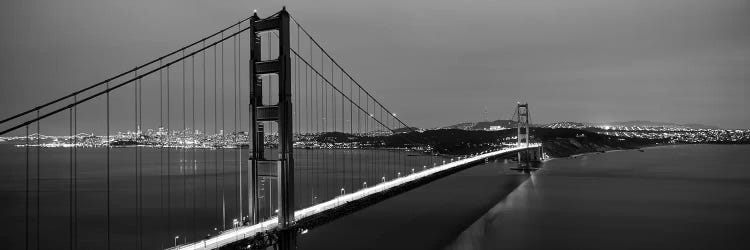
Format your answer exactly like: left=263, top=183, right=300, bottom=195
left=440, top=120, right=519, bottom=130
left=383, top=128, right=666, bottom=157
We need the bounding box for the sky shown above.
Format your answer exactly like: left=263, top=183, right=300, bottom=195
left=1, top=0, right=748, bottom=130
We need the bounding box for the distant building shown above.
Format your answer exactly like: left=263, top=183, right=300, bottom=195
left=488, top=125, right=506, bottom=131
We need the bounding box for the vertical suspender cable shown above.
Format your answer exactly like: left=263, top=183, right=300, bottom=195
left=167, top=64, right=171, bottom=241
left=73, top=94, right=79, bottom=248
left=69, top=106, right=72, bottom=250
left=306, top=46, right=311, bottom=206
left=159, top=60, right=164, bottom=248
left=323, top=51, right=328, bottom=200
left=380, top=107, right=384, bottom=179
left=338, top=66, right=343, bottom=193
left=232, top=31, right=237, bottom=224
left=221, top=33, right=226, bottom=230
left=298, top=24, right=305, bottom=210
left=341, top=69, right=345, bottom=191
left=388, top=110, right=392, bottom=178
left=323, top=71, right=328, bottom=199
left=25, top=124, right=29, bottom=250
left=332, top=59, right=337, bottom=196
left=214, top=44, right=219, bottom=229
left=106, top=80, right=111, bottom=250
left=202, top=41, right=207, bottom=231
left=295, top=25, right=302, bottom=209
left=234, top=30, right=240, bottom=224
left=349, top=77, right=353, bottom=192
left=36, top=110, right=40, bottom=250
left=367, top=96, right=370, bottom=184
left=236, top=25, right=242, bottom=224
left=137, top=71, right=142, bottom=250
left=313, top=36, right=318, bottom=204
left=358, top=87, right=361, bottom=191
left=352, top=72, right=356, bottom=192
left=390, top=116, right=393, bottom=178
left=192, top=52, right=196, bottom=240
left=134, top=69, right=139, bottom=250
left=182, top=50, right=187, bottom=238
left=316, top=64, right=321, bottom=204
left=290, top=27, right=302, bottom=211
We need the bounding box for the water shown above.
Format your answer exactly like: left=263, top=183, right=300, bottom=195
left=296, top=158, right=528, bottom=250
left=291, top=145, right=750, bottom=250
left=445, top=144, right=750, bottom=250
left=0, top=144, right=441, bottom=250
left=3, top=144, right=748, bottom=249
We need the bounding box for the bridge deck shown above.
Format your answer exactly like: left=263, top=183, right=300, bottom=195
left=169, top=144, right=541, bottom=250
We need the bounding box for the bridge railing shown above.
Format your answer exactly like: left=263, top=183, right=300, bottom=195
left=168, top=144, right=541, bottom=250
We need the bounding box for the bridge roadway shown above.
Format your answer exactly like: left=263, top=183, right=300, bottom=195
left=169, top=144, right=541, bottom=250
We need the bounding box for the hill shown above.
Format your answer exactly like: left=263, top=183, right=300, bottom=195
left=383, top=128, right=665, bottom=157
left=440, top=119, right=519, bottom=130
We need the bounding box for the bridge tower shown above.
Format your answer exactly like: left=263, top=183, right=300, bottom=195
left=515, top=102, right=540, bottom=170
left=249, top=8, right=294, bottom=229
left=516, top=102, right=530, bottom=148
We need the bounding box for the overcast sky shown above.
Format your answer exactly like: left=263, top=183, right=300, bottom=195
left=1, top=0, right=748, bottom=130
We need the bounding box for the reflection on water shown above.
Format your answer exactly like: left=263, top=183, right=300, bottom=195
left=443, top=145, right=750, bottom=250
left=0, top=145, right=440, bottom=250
left=293, top=158, right=529, bottom=250
left=444, top=173, right=537, bottom=250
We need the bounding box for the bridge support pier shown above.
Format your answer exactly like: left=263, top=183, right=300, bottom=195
left=277, top=229, right=298, bottom=250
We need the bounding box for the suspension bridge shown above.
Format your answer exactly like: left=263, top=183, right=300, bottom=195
left=0, top=8, right=541, bottom=250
